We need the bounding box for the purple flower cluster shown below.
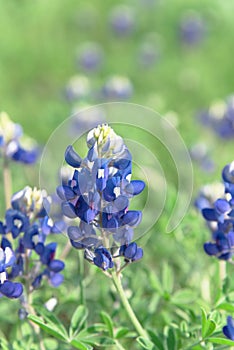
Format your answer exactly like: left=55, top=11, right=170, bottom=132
left=199, top=96, right=234, bottom=139
left=0, top=112, right=39, bottom=164
left=0, top=187, right=65, bottom=299
left=57, top=124, right=145, bottom=271
left=201, top=161, right=234, bottom=260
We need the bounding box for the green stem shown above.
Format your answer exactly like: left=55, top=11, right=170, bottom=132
left=219, top=260, right=226, bottom=288
left=78, top=250, right=85, bottom=305
left=3, top=156, right=12, bottom=209
left=111, top=271, right=148, bottom=339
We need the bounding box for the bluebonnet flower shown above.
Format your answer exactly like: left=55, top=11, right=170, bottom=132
left=0, top=112, right=39, bottom=164
left=76, top=42, right=104, bottom=72
left=119, top=242, right=143, bottom=262
left=58, top=124, right=145, bottom=271
left=69, top=104, right=106, bottom=137
left=109, top=5, right=135, bottom=37
left=101, top=76, right=133, bottom=101
left=223, top=316, right=234, bottom=341
left=0, top=187, right=65, bottom=297
left=0, top=246, right=23, bottom=298
left=65, top=75, right=91, bottom=102
left=189, top=142, right=215, bottom=173
left=201, top=161, right=234, bottom=261
left=198, top=96, right=234, bottom=140
left=194, top=182, right=223, bottom=211
left=180, top=11, right=205, bottom=46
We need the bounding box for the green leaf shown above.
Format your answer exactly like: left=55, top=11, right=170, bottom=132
left=166, top=328, right=176, bottom=350
left=70, top=339, right=93, bottom=350
left=204, top=320, right=216, bottom=338
left=136, top=336, right=155, bottom=350
left=147, top=330, right=164, bottom=350
left=78, top=323, right=107, bottom=337
left=149, top=270, right=163, bottom=294
left=27, top=314, right=68, bottom=342
left=208, top=337, right=234, bottom=345
left=217, top=302, right=234, bottom=312
left=200, top=308, right=216, bottom=339
left=0, top=338, right=10, bottom=350
left=115, top=327, right=130, bottom=339
left=171, top=289, right=197, bottom=305
left=70, top=305, right=88, bottom=337
left=201, top=307, right=208, bottom=339
left=100, top=311, right=114, bottom=338
left=32, top=305, right=68, bottom=338
left=162, top=263, right=174, bottom=294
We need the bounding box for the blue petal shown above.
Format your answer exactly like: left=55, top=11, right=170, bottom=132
left=62, top=202, right=77, bottom=219
left=121, top=211, right=142, bottom=226
left=202, top=208, right=217, bottom=221
left=65, top=145, right=82, bottom=167
left=124, top=242, right=137, bottom=259
left=67, top=226, right=82, bottom=240
left=125, top=180, right=145, bottom=196
left=49, top=273, right=64, bottom=287
left=48, top=260, right=65, bottom=273
left=203, top=243, right=219, bottom=256
left=214, top=199, right=231, bottom=214
left=132, top=247, right=143, bottom=261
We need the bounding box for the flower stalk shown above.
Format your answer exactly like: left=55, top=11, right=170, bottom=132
left=111, top=270, right=148, bottom=339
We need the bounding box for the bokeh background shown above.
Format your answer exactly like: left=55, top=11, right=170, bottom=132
left=1, top=0, right=234, bottom=348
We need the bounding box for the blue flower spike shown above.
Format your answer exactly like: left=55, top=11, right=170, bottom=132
left=60, top=124, right=145, bottom=272
left=201, top=160, right=234, bottom=262
left=0, top=186, right=66, bottom=299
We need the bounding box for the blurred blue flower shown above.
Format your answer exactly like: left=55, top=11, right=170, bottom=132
left=223, top=316, right=234, bottom=341
left=109, top=5, right=135, bottom=36
left=101, top=76, right=133, bottom=100
left=65, top=75, right=91, bottom=102
left=180, top=11, right=205, bottom=46
left=198, top=96, right=234, bottom=140
left=76, top=42, right=104, bottom=72
left=0, top=112, right=39, bottom=164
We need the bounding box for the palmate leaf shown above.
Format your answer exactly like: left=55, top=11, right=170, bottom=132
left=200, top=308, right=216, bottom=339
left=70, top=339, right=93, bottom=350
left=100, top=311, right=114, bottom=338
left=69, top=305, right=89, bottom=337
left=32, top=304, right=68, bottom=338
left=27, top=314, right=68, bottom=342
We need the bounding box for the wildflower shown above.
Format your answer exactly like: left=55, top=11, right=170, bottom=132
left=59, top=124, right=145, bottom=271
left=76, top=42, right=104, bottom=72
left=223, top=316, right=234, bottom=341
left=0, top=246, right=23, bottom=299
left=0, top=112, right=38, bottom=164
left=109, top=5, right=135, bottom=36
left=65, top=75, right=91, bottom=102
left=201, top=161, right=234, bottom=261
left=0, top=187, right=65, bottom=295
left=198, top=96, right=234, bottom=140
left=101, top=76, right=133, bottom=101
left=119, top=242, right=143, bottom=262
left=180, top=11, right=205, bottom=46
